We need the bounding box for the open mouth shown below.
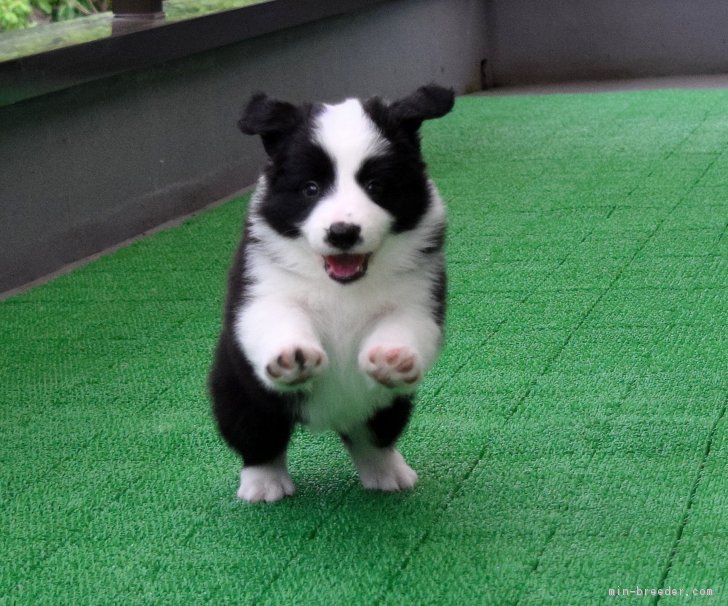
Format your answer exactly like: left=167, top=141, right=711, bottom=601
left=322, top=253, right=371, bottom=284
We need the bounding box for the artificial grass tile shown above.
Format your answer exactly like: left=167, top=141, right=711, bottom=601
left=513, top=458, right=716, bottom=602
left=624, top=189, right=685, bottom=210
left=526, top=371, right=636, bottom=415
left=627, top=368, right=727, bottom=402
left=0, top=300, right=220, bottom=344
left=662, top=203, right=728, bottom=230
left=4, top=88, right=728, bottom=605
left=453, top=211, right=527, bottom=239
left=455, top=234, right=580, bottom=263
left=502, top=290, right=599, bottom=330
left=377, top=534, right=547, bottom=606
left=582, top=286, right=723, bottom=328
left=640, top=227, right=726, bottom=257
left=450, top=259, right=561, bottom=294
left=573, top=234, right=646, bottom=259
left=445, top=291, right=520, bottom=331
left=682, top=184, right=728, bottom=207
left=699, top=166, right=728, bottom=190
left=658, top=327, right=727, bottom=372
left=553, top=325, right=673, bottom=374
left=418, top=369, right=534, bottom=420
left=517, top=208, right=610, bottom=238
left=661, top=407, right=728, bottom=596
left=600, top=205, right=673, bottom=231
left=479, top=328, right=569, bottom=372
left=539, top=255, right=626, bottom=291
left=615, top=255, right=727, bottom=289
left=20, top=268, right=223, bottom=304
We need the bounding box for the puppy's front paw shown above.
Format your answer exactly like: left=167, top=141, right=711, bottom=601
left=237, top=465, right=295, bottom=503
left=361, top=345, right=422, bottom=389
left=265, top=344, right=327, bottom=388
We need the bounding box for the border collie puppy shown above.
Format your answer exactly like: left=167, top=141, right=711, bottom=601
left=209, top=84, right=454, bottom=502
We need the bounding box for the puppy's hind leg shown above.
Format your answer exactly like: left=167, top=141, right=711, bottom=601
left=223, top=405, right=296, bottom=503
left=237, top=453, right=295, bottom=504
left=210, top=344, right=297, bottom=503
left=342, top=396, right=418, bottom=492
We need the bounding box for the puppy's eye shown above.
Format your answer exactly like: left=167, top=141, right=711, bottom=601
left=364, top=179, right=383, bottom=196
left=302, top=181, right=320, bottom=198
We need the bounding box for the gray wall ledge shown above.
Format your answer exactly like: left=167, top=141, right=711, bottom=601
left=0, top=0, right=391, bottom=107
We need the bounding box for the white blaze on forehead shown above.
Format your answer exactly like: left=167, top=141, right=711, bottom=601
left=314, top=99, right=388, bottom=174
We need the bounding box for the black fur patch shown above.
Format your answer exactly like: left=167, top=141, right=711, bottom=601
left=209, top=231, right=301, bottom=466
left=261, top=138, right=336, bottom=238
left=363, top=84, right=455, bottom=150
left=209, top=335, right=298, bottom=466
left=240, top=96, right=337, bottom=238
left=239, top=93, right=305, bottom=157
left=421, top=220, right=447, bottom=326
left=366, top=396, right=414, bottom=449
left=418, top=221, right=446, bottom=255
left=360, top=84, right=454, bottom=232
left=430, top=267, right=447, bottom=328
left=356, top=153, right=430, bottom=232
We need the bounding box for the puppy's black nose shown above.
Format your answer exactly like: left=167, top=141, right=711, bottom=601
left=326, top=222, right=361, bottom=250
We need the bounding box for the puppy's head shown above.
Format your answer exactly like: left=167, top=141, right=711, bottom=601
left=239, top=84, right=454, bottom=284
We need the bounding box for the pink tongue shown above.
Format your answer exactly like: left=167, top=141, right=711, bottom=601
left=325, top=254, right=365, bottom=278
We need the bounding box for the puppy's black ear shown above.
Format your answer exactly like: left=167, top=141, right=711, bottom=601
left=388, top=84, right=455, bottom=134
left=238, top=92, right=302, bottom=157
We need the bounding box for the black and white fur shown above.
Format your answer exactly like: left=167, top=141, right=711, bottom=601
left=209, top=84, right=454, bottom=502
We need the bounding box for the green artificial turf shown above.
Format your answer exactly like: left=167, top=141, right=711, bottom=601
left=2, top=88, right=727, bottom=605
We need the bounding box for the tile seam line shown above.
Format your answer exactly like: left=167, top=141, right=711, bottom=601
left=504, top=226, right=667, bottom=599
left=250, top=483, right=358, bottom=604
left=515, top=450, right=602, bottom=606
left=501, top=196, right=675, bottom=422
left=512, top=123, right=725, bottom=600
left=453, top=119, right=722, bottom=603
left=715, top=217, right=728, bottom=245
left=4, top=384, right=174, bottom=596
left=370, top=228, right=598, bottom=606
left=428, top=224, right=593, bottom=403
left=515, top=376, right=641, bottom=603
left=271, top=240, right=567, bottom=602
left=272, top=99, right=712, bottom=602
left=652, top=394, right=728, bottom=606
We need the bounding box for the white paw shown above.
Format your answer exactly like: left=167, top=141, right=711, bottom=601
left=237, top=464, right=295, bottom=503
left=361, top=345, right=422, bottom=389
left=355, top=449, right=419, bottom=492
left=265, top=344, right=327, bottom=388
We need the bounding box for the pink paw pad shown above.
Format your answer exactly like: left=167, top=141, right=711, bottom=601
left=266, top=345, right=326, bottom=385
left=363, top=346, right=422, bottom=388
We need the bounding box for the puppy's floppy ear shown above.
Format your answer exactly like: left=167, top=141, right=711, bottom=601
left=388, top=84, right=455, bottom=134
left=238, top=92, right=302, bottom=157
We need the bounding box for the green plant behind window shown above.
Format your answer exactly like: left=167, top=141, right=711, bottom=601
left=0, top=0, right=32, bottom=30
left=0, top=0, right=110, bottom=31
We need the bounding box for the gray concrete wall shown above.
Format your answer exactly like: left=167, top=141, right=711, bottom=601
left=0, top=0, right=488, bottom=293
left=485, top=0, right=728, bottom=86
left=7, top=0, right=728, bottom=294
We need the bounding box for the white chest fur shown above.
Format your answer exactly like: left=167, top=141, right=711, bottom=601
left=232, top=178, right=446, bottom=434
left=237, top=250, right=439, bottom=432
left=300, top=271, right=429, bottom=432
